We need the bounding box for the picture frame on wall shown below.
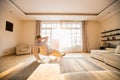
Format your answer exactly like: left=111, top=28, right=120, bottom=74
left=5, top=21, right=13, bottom=32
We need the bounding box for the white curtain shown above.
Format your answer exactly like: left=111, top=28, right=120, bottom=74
left=60, top=21, right=82, bottom=52
left=40, top=21, right=83, bottom=53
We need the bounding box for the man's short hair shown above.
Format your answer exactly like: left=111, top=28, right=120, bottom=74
left=36, top=35, right=41, bottom=39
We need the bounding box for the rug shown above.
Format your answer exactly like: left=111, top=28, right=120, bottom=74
left=8, top=62, right=39, bottom=80
left=8, top=56, right=105, bottom=80
left=51, top=56, right=105, bottom=73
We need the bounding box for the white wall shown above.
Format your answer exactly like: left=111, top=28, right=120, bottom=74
left=21, top=21, right=36, bottom=46
left=86, top=21, right=101, bottom=51
left=0, top=0, right=22, bottom=57
left=100, top=11, right=120, bottom=32
left=99, top=11, right=120, bottom=45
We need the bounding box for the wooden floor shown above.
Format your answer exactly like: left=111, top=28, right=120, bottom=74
left=0, top=53, right=119, bottom=80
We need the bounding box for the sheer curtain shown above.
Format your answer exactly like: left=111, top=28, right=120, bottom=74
left=40, top=21, right=83, bottom=53
left=40, top=21, right=60, bottom=48
left=60, top=21, right=83, bottom=52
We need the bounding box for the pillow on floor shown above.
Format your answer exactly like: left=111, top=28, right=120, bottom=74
left=115, top=45, right=120, bottom=54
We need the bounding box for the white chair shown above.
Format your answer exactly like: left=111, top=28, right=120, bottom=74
left=16, top=44, right=31, bottom=55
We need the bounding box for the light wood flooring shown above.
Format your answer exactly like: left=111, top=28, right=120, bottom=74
left=0, top=53, right=119, bottom=80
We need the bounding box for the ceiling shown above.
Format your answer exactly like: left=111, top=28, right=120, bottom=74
left=7, top=0, right=120, bottom=20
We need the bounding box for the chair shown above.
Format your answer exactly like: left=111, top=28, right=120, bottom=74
left=16, top=44, right=31, bottom=55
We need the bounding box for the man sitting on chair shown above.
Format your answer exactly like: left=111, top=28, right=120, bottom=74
left=32, top=35, right=65, bottom=63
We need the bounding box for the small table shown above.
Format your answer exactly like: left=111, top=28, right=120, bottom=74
left=27, top=64, right=60, bottom=80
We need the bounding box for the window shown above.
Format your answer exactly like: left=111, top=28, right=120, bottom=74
left=41, top=22, right=60, bottom=46
left=41, top=21, right=82, bottom=52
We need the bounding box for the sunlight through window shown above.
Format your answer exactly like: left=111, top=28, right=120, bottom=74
left=41, top=21, right=82, bottom=52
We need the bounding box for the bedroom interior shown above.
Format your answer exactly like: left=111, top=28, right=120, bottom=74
left=0, top=0, right=120, bottom=80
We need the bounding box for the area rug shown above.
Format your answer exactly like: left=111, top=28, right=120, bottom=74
left=8, top=62, right=39, bottom=80
left=51, top=56, right=105, bottom=73
left=8, top=55, right=105, bottom=80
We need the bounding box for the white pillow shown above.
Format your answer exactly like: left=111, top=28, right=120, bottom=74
left=115, top=45, right=120, bottom=54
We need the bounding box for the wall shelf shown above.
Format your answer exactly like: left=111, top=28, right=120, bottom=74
left=102, top=39, right=120, bottom=41
left=101, top=34, right=120, bottom=37
left=101, top=28, right=120, bottom=34
left=101, top=28, right=120, bottom=48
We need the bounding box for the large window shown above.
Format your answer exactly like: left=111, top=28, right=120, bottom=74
left=41, top=21, right=82, bottom=52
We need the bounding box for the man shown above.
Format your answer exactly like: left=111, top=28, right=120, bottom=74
left=32, top=35, right=65, bottom=63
